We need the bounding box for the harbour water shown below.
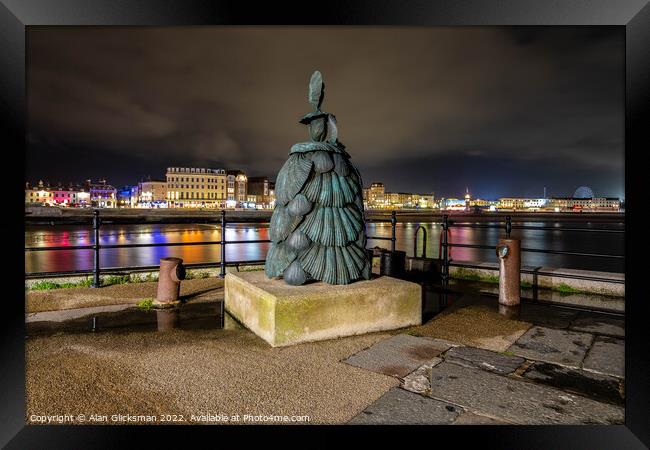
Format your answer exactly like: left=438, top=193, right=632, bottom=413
left=25, top=220, right=624, bottom=275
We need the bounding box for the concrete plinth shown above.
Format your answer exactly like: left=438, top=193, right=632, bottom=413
left=225, top=271, right=422, bottom=347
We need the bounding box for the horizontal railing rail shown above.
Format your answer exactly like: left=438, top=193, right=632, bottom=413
left=25, top=210, right=624, bottom=288
left=440, top=214, right=624, bottom=288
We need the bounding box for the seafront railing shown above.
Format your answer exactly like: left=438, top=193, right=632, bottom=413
left=24, top=210, right=624, bottom=288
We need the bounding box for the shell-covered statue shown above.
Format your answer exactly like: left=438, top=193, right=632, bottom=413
left=265, top=70, right=371, bottom=286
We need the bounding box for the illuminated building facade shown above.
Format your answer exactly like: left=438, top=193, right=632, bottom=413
left=368, top=182, right=385, bottom=208
left=165, top=167, right=227, bottom=208
left=549, top=197, right=620, bottom=211
left=25, top=181, right=91, bottom=207
left=226, top=170, right=248, bottom=207
left=138, top=180, right=167, bottom=208
left=247, top=176, right=274, bottom=209
left=25, top=181, right=54, bottom=205
left=497, top=198, right=527, bottom=210
left=117, top=186, right=134, bottom=208
left=89, top=180, right=117, bottom=208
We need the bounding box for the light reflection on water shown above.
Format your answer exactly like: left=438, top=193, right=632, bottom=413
left=25, top=221, right=623, bottom=274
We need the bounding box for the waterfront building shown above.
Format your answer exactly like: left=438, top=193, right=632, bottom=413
left=523, top=198, right=549, bottom=210
left=368, top=182, right=385, bottom=208
left=361, top=183, right=436, bottom=210
left=89, top=180, right=117, bottom=208
left=76, top=190, right=91, bottom=207
left=269, top=182, right=276, bottom=209
left=129, top=185, right=139, bottom=208
left=443, top=198, right=467, bottom=211
left=469, top=198, right=491, bottom=208
left=417, top=193, right=435, bottom=208
left=25, top=181, right=90, bottom=207
left=25, top=181, right=54, bottom=205
left=137, top=179, right=167, bottom=208
left=226, top=170, right=248, bottom=207
left=247, top=176, right=274, bottom=209
left=497, top=198, right=526, bottom=210
left=590, top=197, right=621, bottom=210
left=117, top=186, right=134, bottom=208
left=550, top=197, right=620, bottom=212
left=385, top=192, right=400, bottom=207
left=165, top=167, right=227, bottom=209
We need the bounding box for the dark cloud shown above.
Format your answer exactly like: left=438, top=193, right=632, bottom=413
left=27, top=26, right=624, bottom=199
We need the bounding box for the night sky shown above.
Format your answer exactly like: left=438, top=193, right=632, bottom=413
left=27, top=26, right=624, bottom=200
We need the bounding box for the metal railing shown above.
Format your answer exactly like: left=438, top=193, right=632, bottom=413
left=25, top=210, right=624, bottom=288
left=439, top=214, right=625, bottom=289
left=25, top=209, right=398, bottom=286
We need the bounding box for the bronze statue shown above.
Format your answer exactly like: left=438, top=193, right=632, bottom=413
left=265, top=71, right=371, bottom=285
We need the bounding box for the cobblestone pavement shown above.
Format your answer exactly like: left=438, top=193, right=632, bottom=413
left=347, top=300, right=624, bottom=425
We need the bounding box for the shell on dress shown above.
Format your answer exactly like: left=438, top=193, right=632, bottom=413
left=275, top=153, right=313, bottom=206
left=264, top=241, right=297, bottom=278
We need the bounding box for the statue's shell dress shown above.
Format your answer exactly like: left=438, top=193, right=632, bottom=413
left=265, top=141, right=371, bottom=285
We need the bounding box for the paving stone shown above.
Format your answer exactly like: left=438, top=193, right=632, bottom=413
left=583, top=336, right=624, bottom=378
left=508, top=326, right=593, bottom=367
left=343, top=334, right=452, bottom=378
left=445, top=346, right=525, bottom=375
left=401, top=357, right=442, bottom=395
left=452, top=411, right=510, bottom=425
left=348, top=387, right=460, bottom=425
left=569, top=312, right=625, bottom=338
left=429, top=361, right=624, bottom=424
left=517, top=303, right=579, bottom=329
left=523, top=361, right=624, bottom=405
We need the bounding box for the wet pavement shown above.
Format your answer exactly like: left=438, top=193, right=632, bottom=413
left=25, top=277, right=625, bottom=425
left=26, top=301, right=231, bottom=336
left=343, top=335, right=452, bottom=378
left=347, top=288, right=625, bottom=425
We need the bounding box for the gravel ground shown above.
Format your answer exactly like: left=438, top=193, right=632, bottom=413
left=26, top=327, right=399, bottom=425
left=406, top=296, right=532, bottom=352
left=24, top=276, right=528, bottom=425
left=26, top=278, right=224, bottom=313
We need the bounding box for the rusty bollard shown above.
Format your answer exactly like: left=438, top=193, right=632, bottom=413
left=154, top=257, right=186, bottom=307
left=496, top=238, right=521, bottom=306
left=156, top=309, right=180, bottom=331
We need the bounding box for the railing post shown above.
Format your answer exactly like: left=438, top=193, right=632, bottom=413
left=441, top=214, right=449, bottom=288
left=92, top=209, right=101, bottom=288
left=505, top=215, right=512, bottom=238
left=390, top=210, right=397, bottom=252
left=220, top=209, right=226, bottom=278
left=413, top=226, right=428, bottom=258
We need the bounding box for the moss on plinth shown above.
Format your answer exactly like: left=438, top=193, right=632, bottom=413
left=225, top=272, right=422, bottom=347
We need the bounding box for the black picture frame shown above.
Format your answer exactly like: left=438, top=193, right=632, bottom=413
left=2, top=0, right=648, bottom=447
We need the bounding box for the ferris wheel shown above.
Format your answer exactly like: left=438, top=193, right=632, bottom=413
left=573, top=186, right=594, bottom=198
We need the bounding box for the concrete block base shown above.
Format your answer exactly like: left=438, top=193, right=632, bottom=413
left=225, top=271, right=422, bottom=347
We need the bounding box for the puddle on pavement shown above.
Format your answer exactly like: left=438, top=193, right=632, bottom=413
left=421, top=282, right=461, bottom=322
left=522, top=361, right=624, bottom=406
left=437, top=283, right=624, bottom=332
left=26, top=301, right=240, bottom=337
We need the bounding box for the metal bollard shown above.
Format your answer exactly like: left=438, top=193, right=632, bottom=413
left=496, top=238, right=521, bottom=306
left=155, top=257, right=186, bottom=306
left=156, top=309, right=180, bottom=331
